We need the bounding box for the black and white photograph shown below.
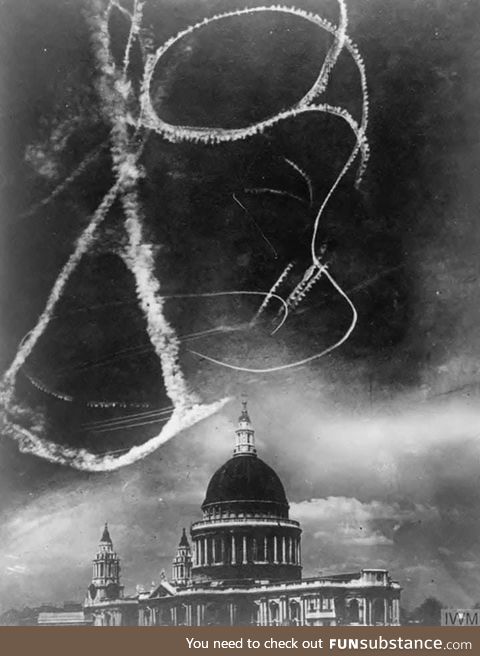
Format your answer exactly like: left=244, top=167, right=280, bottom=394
left=0, top=0, right=479, bottom=628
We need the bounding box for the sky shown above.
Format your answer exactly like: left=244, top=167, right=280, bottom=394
left=1, top=0, right=480, bottom=616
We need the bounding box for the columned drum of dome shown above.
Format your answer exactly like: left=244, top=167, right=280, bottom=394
left=191, top=402, right=302, bottom=583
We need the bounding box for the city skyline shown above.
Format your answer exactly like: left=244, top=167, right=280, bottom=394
left=1, top=0, right=480, bottom=624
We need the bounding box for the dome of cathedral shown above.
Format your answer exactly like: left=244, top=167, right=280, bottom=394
left=202, top=455, right=288, bottom=510
left=191, top=400, right=301, bottom=584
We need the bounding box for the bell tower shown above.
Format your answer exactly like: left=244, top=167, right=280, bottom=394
left=86, top=523, right=124, bottom=603
left=172, top=528, right=192, bottom=586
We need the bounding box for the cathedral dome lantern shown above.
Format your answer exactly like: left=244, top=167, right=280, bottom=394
left=233, top=399, right=257, bottom=456
left=191, top=401, right=301, bottom=584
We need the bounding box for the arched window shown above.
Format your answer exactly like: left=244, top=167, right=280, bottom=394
left=289, top=600, right=300, bottom=625
left=269, top=601, right=279, bottom=625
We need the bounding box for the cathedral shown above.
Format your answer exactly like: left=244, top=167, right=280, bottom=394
left=83, top=402, right=401, bottom=626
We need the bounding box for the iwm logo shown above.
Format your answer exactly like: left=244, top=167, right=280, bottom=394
left=441, top=609, right=480, bottom=626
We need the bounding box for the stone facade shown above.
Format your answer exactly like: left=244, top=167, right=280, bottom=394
left=84, top=402, right=401, bottom=626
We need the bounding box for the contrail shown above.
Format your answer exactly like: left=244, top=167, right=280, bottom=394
left=190, top=266, right=358, bottom=374
left=243, top=188, right=307, bottom=205
left=19, top=139, right=109, bottom=221
left=283, top=157, right=314, bottom=205
left=3, top=0, right=371, bottom=469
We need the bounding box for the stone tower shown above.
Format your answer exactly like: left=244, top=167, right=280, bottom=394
left=86, top=523, right=123, bottom=603
left=172, top=528, right=193, bottom=586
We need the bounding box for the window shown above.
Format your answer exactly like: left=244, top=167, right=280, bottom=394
left=322, top=597, right=331, bottom=611
left=289, top=601, right=300, bottom=622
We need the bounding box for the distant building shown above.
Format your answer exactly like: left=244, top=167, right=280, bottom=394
left=0, top=603, right=90, bottom=627
left=37, top=610, right=90, bottom=626
left=84, top=402, right=401, bottom=626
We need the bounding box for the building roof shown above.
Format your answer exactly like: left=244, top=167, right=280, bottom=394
left=179, top=528, right=189, bottom=547
left=100, top=522, right=112, bottom=544
left=202, top=455, right=288, bottom=510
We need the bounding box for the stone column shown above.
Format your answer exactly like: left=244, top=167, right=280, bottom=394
left=282, top=536, right=286, bottom=564
left=264, top=535, right=268, bottom=561
left=204, top=537, right=208, bottom=565
left=359, top=598, right=365, bottom=625
left=212, top=538, right=217, bottom=563
left=259, top=600, right=266, bottom=626
left=243, top=535, right=248, bottom=564
left=231, top=535, right=236, bottom=564
left=393, top=599, right=400, bottom=625
left=274, top=536, right=278, bottom=563
left=280, top=596, right=287, bottom=625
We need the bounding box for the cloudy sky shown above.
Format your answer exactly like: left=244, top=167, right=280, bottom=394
left=1, top=0, right=480, bottom=616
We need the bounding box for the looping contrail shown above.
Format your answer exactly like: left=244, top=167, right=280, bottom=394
left=189, top=266, right=358, bottom=374
left=2, top=0, right=369, bottom=470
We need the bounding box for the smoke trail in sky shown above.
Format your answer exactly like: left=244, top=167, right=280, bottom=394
left=189, top=266, right=358, bottom=374
left=283, top=158, right=314, bottom=206
left=2, top=0, right=370, bottom=470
